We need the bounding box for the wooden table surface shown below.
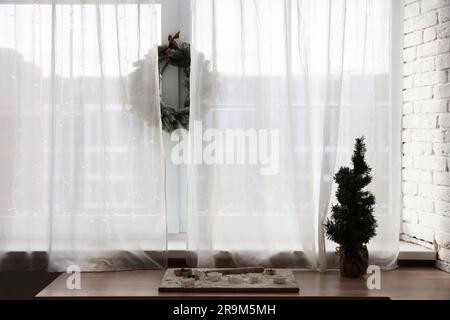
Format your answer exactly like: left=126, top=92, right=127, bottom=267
left=36, top=267, right=450, bottom=300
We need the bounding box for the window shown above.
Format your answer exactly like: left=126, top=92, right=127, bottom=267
left=0, top=2, right=165, bottom=257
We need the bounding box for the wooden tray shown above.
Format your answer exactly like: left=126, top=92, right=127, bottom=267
left=158, top=268, right=299, bottom=293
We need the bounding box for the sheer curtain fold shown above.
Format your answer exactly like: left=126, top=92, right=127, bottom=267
left=0, top=1, right=166, bottom=271
left=189, top=0, right=399, bottom=269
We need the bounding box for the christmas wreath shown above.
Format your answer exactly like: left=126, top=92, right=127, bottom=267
left=129, top=31, right=191, bottom=133
left=158, top=31, right=191, bottom=133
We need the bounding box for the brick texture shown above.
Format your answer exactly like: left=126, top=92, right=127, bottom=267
left=403, top=0, right=450, bottom=272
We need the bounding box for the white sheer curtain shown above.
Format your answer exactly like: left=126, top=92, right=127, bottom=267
left=188, top=0, right=399, bottom=269
left=0, top=1, right=166, bottom=271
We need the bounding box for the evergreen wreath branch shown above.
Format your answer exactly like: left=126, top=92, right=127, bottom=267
left=157, top=31, right=191, bottom=133
left=129, top=31, right=200, bottom=134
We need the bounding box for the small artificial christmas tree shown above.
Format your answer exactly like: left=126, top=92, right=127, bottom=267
left=324, top=136, right=377, bottom=277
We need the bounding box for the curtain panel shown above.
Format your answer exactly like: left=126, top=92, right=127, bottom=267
left=0, top=1, right=166, bottom=271
left=188, top=0, right=399, bottom=270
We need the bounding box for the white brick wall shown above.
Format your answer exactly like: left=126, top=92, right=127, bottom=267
left=403, top=0, right=450, bottom=272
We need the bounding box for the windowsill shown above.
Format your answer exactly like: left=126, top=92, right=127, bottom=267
left=1, top=239, right=436, bottom=263
left=398, top=241, right=436, bottom=261
left=167, top=233, right=187, bottom=259
left=167, top=236, right=437, bottom=261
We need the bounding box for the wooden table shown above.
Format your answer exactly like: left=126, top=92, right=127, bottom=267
left=36, top=267, right=450, bottom=300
